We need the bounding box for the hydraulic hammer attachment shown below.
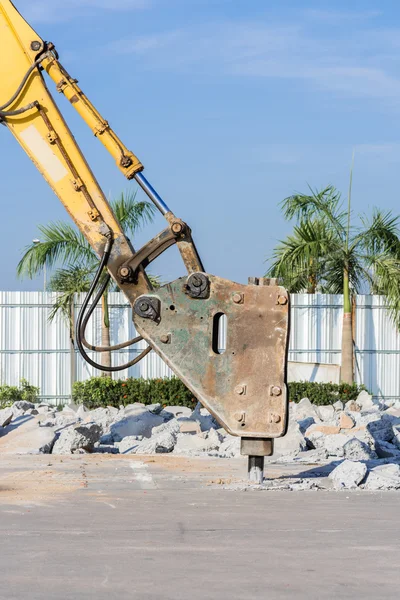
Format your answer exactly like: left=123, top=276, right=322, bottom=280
left=0, top=0, right=290, bottom=481
left=132, top=274, right=290, bottom=482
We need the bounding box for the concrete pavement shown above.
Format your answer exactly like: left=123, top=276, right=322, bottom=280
left=0, top=454, right=399, bottom=599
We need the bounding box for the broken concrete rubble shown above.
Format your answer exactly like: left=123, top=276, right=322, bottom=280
left=0, top=394, right=400, bottom=492
left=52, top=422, right=101, bottom=454
left=329, top=460, right=368, bottom=490
left=0, top=408, right=13, bottom=428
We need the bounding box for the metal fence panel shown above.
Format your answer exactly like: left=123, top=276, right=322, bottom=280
left=0, top=292, right=399, bottom=403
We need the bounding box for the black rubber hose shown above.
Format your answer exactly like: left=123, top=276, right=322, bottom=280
left=76, top=239, right=151, bottom=372
left=80, top=272, right=144, bottom=352
left=0, top=101, right=38, bottom=119
left=0, top=56, right=46, bottom=111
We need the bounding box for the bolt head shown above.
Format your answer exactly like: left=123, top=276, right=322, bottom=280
left=277, top=295, right=288, bottom=305
left=139, top=302, right=149, bottom=312
left=235, top=384, right=245, bottom=395
left=232, top=293, right=244, bottom=304
left=270, top=413, right=281, bottom=424
left=234, top=411, right=246, bottom=423
left=270, top=385, right=282, bottom=396
left=160, top=334, right=170, bottom=344
left=30, top=41, right=42, bottom=51
left=171, top=222, right=183, bottom=234
left=120, top=267, right=130, bottom=278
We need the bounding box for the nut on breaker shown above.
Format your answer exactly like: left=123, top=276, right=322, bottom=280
left=270, top=385, right=282, bottom=396
left=232, top=292, right=244, bottom=304
left=235, top=384, right=246, bottom=395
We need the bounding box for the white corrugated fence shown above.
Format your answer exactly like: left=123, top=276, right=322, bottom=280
left=0, top=292, right=399, bottom=403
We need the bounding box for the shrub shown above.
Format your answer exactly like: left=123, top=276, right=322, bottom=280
left=72, top=377, right=367, bottom=410
left=0, top=378, right=40, bottom=409
left=72, top=376, right=197, bottom=410
left=288, top=381, right=367, bottom=406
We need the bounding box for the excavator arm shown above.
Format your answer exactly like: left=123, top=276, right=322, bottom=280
left=0, top=0, right=290, bottom=481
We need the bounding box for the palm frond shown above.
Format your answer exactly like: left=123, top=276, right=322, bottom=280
left=111, top=190, right=156, bottom=235
left=17, top=222, right=95, bottom=279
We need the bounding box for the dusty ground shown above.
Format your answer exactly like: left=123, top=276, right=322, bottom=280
left=0, top=454, right=399, bottom=599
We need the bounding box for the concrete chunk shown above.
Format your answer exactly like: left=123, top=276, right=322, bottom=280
left=364, top=464, right=400, bottom=490
left=329, top=460, right=367, bottom=490
left=0, top=408, right=13, bottom=428
left=340, top=413, right=355, bottom=430
left=316, top=405, right=335, bottom=422
left=52, top=422, right=102, bottom=454
left=343, top=437, right=376, bottom=460
left=110, top=411, right=164, bottom=442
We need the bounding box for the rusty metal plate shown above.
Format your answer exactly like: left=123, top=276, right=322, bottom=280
left=133, top=274, right=290, bottom=438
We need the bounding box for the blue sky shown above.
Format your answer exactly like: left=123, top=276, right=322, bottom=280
left=2, top=0, right=400, bottom=290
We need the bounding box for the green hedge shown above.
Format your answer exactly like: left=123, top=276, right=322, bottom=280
left=288, top=381, right=367, bottom=406
left=72, top=377, right=197, bottom=410
left=72, top=377, right=367, bottom=410
left=0, top=379, right=39, bottom=409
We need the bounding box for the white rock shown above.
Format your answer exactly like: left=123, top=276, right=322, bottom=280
left=151, top=419, right=181, bottom=437
left=76, top=404, right=88, bottom=419
left=52, top=422, right=102, bottom=454
left=375, top=440, right=400, bottom=459
left=329, top=460, right=367, bottom=490
left=134, top=431, right=177, bottom=455
left=190, top=405, right=219, bottom=432
left=317, top=405, right=335, bottom=422
left=84, top=407, right=119, bottom=433
left=366, top=416, right=394, bottom=442
left=37, top=405, right=52, bottom=415
left=343, top=437, right=376, bottom=460
left=292, top=398, right=321, bottom=422
left=25, top=408, right=39, bottom=416
left=163, top=406, right=192, bottom=419
left=297, top=417, right=315, bottom=434
left=217, top=434, right=241, bottom=458
left=274, top=422, right=307, bottom=455
left=364, top=464, right=400, bottom=490
left=304, top=428, right=326, bottom=449
left=12, top=400, right=35, bottom=412
left=333, top=401, right=344, bottom=412
left=324, top=433, right=350, bottom=457
left=0, top=408, right=13, bottom=427
left=357, top=390, right=375, bottom=411
left=147, top=403, right=163, bottom=414
left=174, top=431, right=221, bottom=455
left=117, top=436, right=143, bottom=454
left=110, top=411, right=164, bottom=442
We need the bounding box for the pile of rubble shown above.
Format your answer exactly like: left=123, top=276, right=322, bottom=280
left=272, top=391, right=400, bottom=491
left=1, top=389, right=400, bottom=491
left=0, top=400, right=240, bottom=458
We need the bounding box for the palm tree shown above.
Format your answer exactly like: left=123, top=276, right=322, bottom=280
left=267, top=185, right=400, bottom=384
left=18, top=190, right=156, bottom=376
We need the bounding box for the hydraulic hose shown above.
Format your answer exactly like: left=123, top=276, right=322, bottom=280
left=76, top=238, right=151, bottom=372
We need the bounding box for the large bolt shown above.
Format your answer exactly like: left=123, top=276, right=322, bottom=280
left=235, top=384, right=246, bottom=395
left=232, top=293, right=244, bottom=304
left=277, top=295, right=288, bottom=305
left=270, top=385, right=282, bottom=396
left=160, top=334, right=170, bottom=344
left=139, top=301, right=150, bottom=312
left=119, top=267, right=131, bottom=278
left=234, top=411, right=246, bottom=423
left=269, top=413, right=281, bottom=424
left=171, top=222, right=183, bottom=234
